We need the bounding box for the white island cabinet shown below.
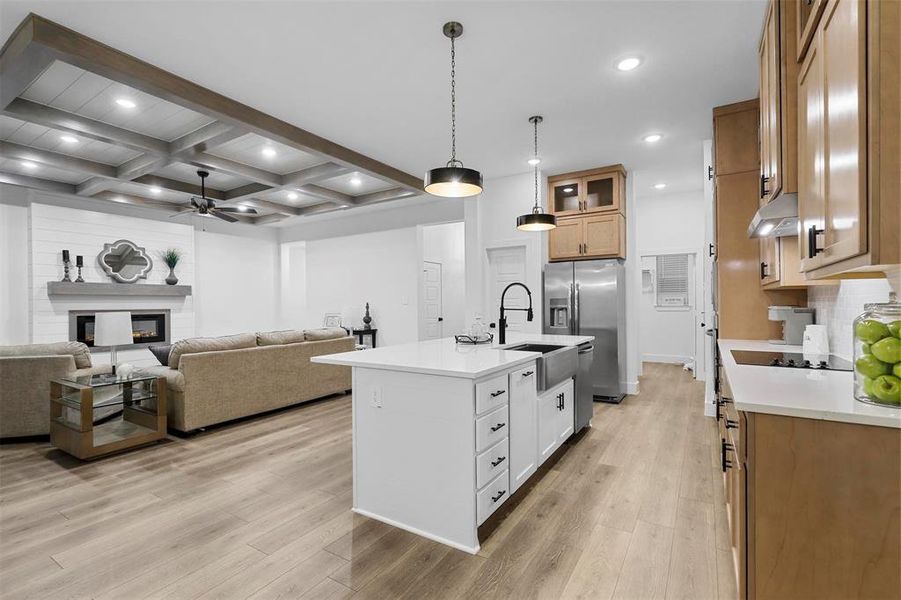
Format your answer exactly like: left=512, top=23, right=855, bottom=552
left=312, top=333, right=592, bottom=553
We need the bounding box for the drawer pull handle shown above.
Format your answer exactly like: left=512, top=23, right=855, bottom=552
left=490, top=390, right=506, bottom=398
left=491, top=490, right=507, bottom=503
left=490, top=456, right=507, bottom=467
left=490, top=422, right=506, bottom=432
left=522, top=371, right=534, bottom=377
left=725, top=418, right=738, bottom=429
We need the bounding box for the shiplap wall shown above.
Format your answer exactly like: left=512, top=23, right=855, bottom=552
left=30, top=203, right=195, bottom=367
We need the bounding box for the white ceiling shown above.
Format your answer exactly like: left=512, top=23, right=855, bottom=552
left=0, top=1, right=766, bottom=202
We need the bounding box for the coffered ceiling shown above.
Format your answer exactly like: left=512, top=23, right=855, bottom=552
left=0, top=15, right=421, bottom=225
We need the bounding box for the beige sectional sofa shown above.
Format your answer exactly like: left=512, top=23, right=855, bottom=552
left=0, top=342, right=111, bottom=438
left=143, top=328, right=353, bottom=432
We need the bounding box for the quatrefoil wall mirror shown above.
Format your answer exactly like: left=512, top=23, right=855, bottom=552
left=98, top=239, right=153, bottom=283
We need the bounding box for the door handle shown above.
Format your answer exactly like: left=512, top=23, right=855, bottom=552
left=760, top=262, right=768, bottom=280
left=708, top=243, right=715, bottom=257
left=807, top=225, right=824, bottom=258
left=490, top=422, right=506, bottom=432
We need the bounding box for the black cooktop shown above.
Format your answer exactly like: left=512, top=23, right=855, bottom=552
left=730, top=350, right=853, bottom=371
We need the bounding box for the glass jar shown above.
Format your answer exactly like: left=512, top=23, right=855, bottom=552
left=853, top=295, right=901, bottom=407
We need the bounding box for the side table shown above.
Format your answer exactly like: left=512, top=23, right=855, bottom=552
left=352, top=328, right=378, bottom=348
left=50, top=373, right=167, bottom=460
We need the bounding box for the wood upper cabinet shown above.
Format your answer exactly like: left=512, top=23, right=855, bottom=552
left=714, top=101, right=760, bottom=176
left=549, top=214, right=625, bottom=261
left=548, top=164, right=627, bottom=261
left=758, top=0, right=799, bottom=204
left=548, top=165, right=625, bottom=216
left=797, top=0, right=826, bottom=61
left=798, top=0, right=899, bottom=278
left=759, top=235, right=781, bottom=286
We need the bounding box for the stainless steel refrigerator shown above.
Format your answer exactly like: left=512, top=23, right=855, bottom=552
left=543, top=260, right=626, bottom=428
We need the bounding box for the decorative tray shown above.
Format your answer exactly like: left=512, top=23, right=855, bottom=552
left=454, top=333, right=494, bottom=345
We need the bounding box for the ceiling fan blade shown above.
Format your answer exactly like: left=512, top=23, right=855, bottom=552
left=168, top=208, right=195, bottom=219
left=216, top=206, right=258, bottom=215
left=210, top=209, right=238, bottom=223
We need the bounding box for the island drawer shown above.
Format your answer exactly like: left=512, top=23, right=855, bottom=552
left=476, top=405, right=509, bottom=453
left=477, top=438, right=509, bottom=489
left=476, top=374, right=509, bottom=415
left=477, top=469, right=510, bottom=525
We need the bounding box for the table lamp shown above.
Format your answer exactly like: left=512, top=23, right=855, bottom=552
left=94, top=311, right=133, bottom=375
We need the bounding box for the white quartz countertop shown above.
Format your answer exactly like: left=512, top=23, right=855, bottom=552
left=312, top=332, right=594, bottom=379
left=718, top=339, right=901, bottom=429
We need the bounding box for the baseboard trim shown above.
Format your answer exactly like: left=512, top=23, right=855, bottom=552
left=351, top=507, right=480, bottom=555
left=623, top=380, right=639, bottom=395
left=642, top=354, right=693, bottom=365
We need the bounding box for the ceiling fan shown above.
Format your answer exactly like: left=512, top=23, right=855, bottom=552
left=174, top=170, right=257, bottom=223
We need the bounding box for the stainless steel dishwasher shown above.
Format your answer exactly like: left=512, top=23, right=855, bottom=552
left=575, top=342, right=594, bottom=432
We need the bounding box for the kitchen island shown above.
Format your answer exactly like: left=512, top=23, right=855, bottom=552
left=312, top=332, right=592, bottom=553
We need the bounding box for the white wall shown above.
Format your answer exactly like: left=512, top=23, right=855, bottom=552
left=0, top=195, right=29, bottom=344
left=634, top=188, right=706, bottom=368
left=808, top=278, right=893, bottom=359
left=420, top=222, right=466, bottom=338
left=193, top=229, right=280, bottom=337
left=303, top=227, right=420, bottom=346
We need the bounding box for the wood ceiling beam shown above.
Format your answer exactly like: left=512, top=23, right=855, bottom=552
left=0, top=170, right=75, bottom=194
left=186, top=152, right=282, bottom=187
left=13, top=14, right=422, bottom=192
left=221, top=182, right=271, bottom=201
left=0, top=140, right=116, bottom=178
left=91, top=190, right=189, bottom=212
left=0, top=18, right=55, bottom=108
left=3, top=98, right=170, bottom=155
left=240, top=198, right=304, bottom=216
left=251, top=213, right=290, bottom=225
left=282, top=163, right=352, bottom=188
left=132, top=174, right=225, bottom=200
left=295, top=183, right=352, bottom=204
left=168, top=121, right=245, bottom=157
left=350, top=187, right=420, bottom=205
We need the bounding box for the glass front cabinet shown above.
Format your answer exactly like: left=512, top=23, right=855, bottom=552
left=547, top=164, right=627, bottom=261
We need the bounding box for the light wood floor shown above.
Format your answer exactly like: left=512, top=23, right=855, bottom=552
left=0, top=363, right=736, bottom=600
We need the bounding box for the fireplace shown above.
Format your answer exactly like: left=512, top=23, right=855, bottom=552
left=70, top=310, right=170, bottom=349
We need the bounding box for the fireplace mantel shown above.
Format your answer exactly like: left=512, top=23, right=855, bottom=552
left=48, top=282, right=192, bottom=297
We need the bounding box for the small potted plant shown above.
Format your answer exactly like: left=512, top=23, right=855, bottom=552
left=160, top=248, right=181, bottom=285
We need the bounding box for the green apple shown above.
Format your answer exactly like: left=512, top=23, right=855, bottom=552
left=856, top=319, right=890, bottom=344
left=871, top=375, right=901, bottom=404
left=871, top=337, right=900, bottom=364
left=860, top=376, right=876, bottom=397
left=855, top=354, right=890, bottom=379
left=889, top=320, right=901, bottom=339
left=894, top=362, right=901, bottom=379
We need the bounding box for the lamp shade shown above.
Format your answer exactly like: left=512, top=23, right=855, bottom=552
left=94, top=312, right=133, bottom=346
left=424, top=166, right=483, bottom=198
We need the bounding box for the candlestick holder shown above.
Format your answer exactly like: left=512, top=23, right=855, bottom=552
left=61, top=260, right=72, bottom=282
left=75, top=264, right=84, bottom=283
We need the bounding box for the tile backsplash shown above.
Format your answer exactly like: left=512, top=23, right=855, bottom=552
left=808, top=279, right=893, bottom=358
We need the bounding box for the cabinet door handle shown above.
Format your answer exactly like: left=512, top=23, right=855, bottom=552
left=490, top=456, right=507, bottom=467
left=708, top=243, right=715, bottom=258
left=721, top=439, right=735, bottom=471
left=491, top=489, right=507, bottom=503
left=522, top=370, right=534, bottom=377
left=760, top=261, right=768, bottom=280
left=490, top=390, right=506, bottom=398
left=759, top=174, right=770, bottom=198
left=725, top=418, right=739, bottom=430
left=490, top=422, right=506, bottom=432
left=807, top=225, right=824, bottom=258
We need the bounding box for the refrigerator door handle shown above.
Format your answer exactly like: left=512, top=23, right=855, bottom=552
left=568, top=283, right=575, bottom=335
left=573, top=282, right=580, bottom=335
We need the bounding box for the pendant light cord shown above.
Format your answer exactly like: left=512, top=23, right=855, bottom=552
left=533, top=118, right=540, bottom=211
left=448, top=33, right=460, bottom=168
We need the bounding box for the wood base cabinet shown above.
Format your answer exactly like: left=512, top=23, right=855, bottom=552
left=718, top=372, right=900, bottom=599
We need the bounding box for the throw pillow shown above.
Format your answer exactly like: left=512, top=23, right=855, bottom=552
left=148, top=344, right=171, bottom=366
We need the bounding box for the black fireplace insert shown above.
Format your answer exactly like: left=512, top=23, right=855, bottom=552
left=73, top=311, right=168, bottom=348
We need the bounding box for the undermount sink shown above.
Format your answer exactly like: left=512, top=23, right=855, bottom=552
left=505, top=343, right=577, bottom=391
left=505, top=343, right=565, bottom=354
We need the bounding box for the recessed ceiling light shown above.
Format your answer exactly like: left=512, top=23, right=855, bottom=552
left=287, top=192, right=298, bottom=200
left=527, top=157, right=541, bottom=166
left=115, top=98, right=136, bottom=109
left=643, top=133, right=663, bottom=143
left=20, top=161, right=37, bottom=170
left=149, top=186, right=162, bottom=194
left=350, top=175, right=363, bottom=187
left=563, top=187, right=574, bottom=193
left=114, top=196, right=128, bottom=203
left=654, top=183, right=667, bottom=190
left=261, top=147, right=277, bottom=158
left=60, top=135, right=79, bottom=144
left=616, top=57, right=642, bottom=72
left=237, top=205, right=249, bottom=212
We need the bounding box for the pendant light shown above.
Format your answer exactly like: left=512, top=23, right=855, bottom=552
left=424, top=22, right=483, bottom=198
left=516, top=116, right=557, bottom=231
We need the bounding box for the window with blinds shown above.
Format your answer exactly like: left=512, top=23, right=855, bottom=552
left=656, top=254, right=690, bottom=307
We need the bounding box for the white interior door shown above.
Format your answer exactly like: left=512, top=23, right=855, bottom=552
left=421, top=261, right=443, bottom=339
left=487, top=247, right=527, bottom=332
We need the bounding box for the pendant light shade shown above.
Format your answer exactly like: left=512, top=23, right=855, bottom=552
left=424, top=22, right=483, bottom=198
left=517, top=115, right=556, bottom=231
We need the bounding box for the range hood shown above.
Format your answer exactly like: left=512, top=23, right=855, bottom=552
left=747, top=192, right=798, bottom=238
